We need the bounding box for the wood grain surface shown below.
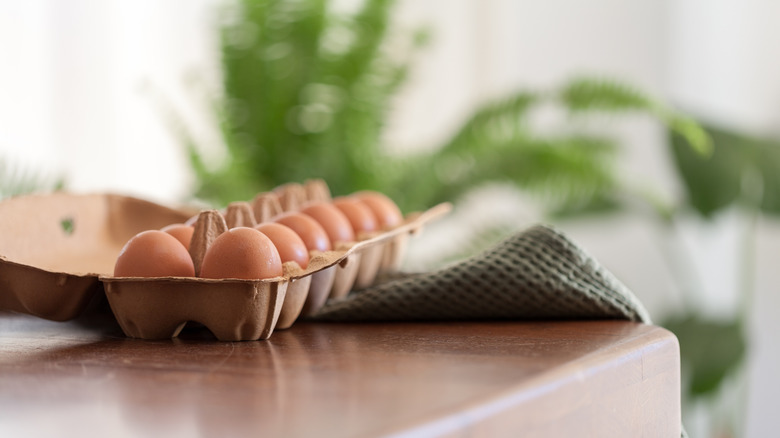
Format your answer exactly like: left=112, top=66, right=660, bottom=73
left=0, top=312, right=680, bottom=437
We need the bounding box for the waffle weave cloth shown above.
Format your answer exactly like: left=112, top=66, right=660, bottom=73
left=313, top=224, right=652, bottom=324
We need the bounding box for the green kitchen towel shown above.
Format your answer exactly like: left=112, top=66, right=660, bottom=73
left=313, top=224, right=651, bottom=324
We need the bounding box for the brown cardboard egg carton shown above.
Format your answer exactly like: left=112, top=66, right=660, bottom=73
left=0, top=193, right=193, bottom=321
left=103, top=180, right=450, bottom=341
left=0, top=181, right=447, bottom=341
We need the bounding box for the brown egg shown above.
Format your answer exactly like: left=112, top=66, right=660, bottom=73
left=300, top=202, right=355, bottom=244
left=160, top=224, right=194, bottom=250
left=273, top=212, right=332, bottom=252
left=200, top=227, right=283, bottom=280
left=255, top=222, right=310, bottom=269
left=332, top=197, right=378, bottom=235
left=114, top=230, right=195, bottom=278
left=353, top=191, right=403, bottom=229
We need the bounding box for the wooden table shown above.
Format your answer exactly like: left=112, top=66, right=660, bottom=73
left=0, top=312, right=680, bottom=437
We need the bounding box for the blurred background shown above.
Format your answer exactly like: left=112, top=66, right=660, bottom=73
left=2, top=1, right=779, bottom=436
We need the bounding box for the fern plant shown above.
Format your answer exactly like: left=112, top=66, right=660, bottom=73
left=188, top=0, right=423, bottom=205
left=187, top=0, right=707, bottom=216
left=390, top=79, right=709, bottom=215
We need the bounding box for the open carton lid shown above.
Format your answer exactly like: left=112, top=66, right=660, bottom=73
left=0, top=193, right=194, bottom=320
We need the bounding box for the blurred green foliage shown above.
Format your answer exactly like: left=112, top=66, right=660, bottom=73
left=671, top=123, right=780, bottom=217
left=664, top=121, right=780, bottom=405
left=189, top=0, right=417, bottom=205
left=665, top=120, right=780, bottom=406
left=0, top=158, right=63, bottom=200
left=187, top=0, right=707, bottom=215
left=664, top=314, right=747, bottom=397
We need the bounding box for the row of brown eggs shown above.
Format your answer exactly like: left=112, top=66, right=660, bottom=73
left=113, top=189, right=402, bottom=280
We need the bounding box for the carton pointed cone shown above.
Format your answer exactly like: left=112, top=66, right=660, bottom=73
left=304, top=179, right=331, bottom=203
left=274, top=183, right=307, bottom=211
left=252, top=193, right=283, bottom=223
left=189, top=210, right=228, bottom=277
left=225, top=202, right=257, bottom=228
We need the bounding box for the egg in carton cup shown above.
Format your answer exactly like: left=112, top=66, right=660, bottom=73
left=102, top=179, right=451, bottom=341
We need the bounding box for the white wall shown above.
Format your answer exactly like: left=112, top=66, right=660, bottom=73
left=0, top=0, right=220, bottom=204
left=1, top=1, right=778, bottom=436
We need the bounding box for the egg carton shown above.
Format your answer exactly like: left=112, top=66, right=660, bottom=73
left=0, top=182, right=448, bottom=341
left=102, top=181, right=449, bottom=341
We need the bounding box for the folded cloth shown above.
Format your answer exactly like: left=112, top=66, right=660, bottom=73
left=312, top=224, right=651, bottom=324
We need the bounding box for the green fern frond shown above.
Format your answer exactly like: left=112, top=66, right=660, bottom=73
left=447, top=135, right=618, bottom=213
left=390, top=131, right=619, bottom=214
left=391, top=85, right=619, bottom=213
left=441, top=92, right=538, bottom=154
left=666, top=115, right=712, bottom=158
left=330, top=0, right=394, bottom=87
left=560, top=77, right=653, bottom=112
left=560, top=77, right=712, bottom=156
left=0, top=158, right=63, bottom=200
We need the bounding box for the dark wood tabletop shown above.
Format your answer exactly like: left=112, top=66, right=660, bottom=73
left=0, top=312, right=680, bottom=437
